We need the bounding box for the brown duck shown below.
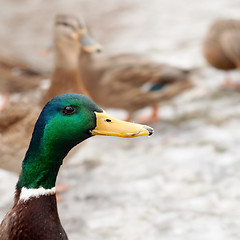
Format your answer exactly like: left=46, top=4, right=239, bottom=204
left=80, top=52, right=193, bottom=121
left=42, top=14, right=101, bottom=104
left=203, top=18, right=240, bottom=86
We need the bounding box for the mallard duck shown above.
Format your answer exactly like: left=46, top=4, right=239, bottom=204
left=0, top=14, right=101, bottom=173
left=0, top=93, right=153, bottom=240
left=203, top=18, right=240, bottom=87
left=80, top=52, right=193, bottom=121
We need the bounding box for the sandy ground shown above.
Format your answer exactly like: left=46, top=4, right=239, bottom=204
left=1, top=0, right=240, bottom=239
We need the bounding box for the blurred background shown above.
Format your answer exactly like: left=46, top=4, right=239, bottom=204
left=1, top=0, right=240, bottom=239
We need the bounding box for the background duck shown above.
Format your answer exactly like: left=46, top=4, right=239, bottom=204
left=0, top=93, right=153, bottom=240
left=42, top=14, right=101, bottom=104
left=203, top=18, right=240, bottom=88
left=0, top=14, right=101, bottom=174
left=80, top=52, right=193, bottom=121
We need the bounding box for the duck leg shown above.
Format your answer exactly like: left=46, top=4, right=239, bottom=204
left=138, top=104, right=159, bottom=123
left=0, top=93, right=10, bottom=112
left=125, top=111, right=134, bottom=122
left=222, top=74, right=236, bottom=89
left=222, top=72, right=240, bottom=90
left=40, top=45, right=53, bottom=56
left=55, top=183, right=69, bottom=202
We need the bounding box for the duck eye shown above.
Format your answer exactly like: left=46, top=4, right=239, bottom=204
left=62, top=105, right=75, bottom=115
left=62, top=22, right=70, bottom=27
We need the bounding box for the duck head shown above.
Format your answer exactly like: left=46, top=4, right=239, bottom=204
left=54, top=14, right=101, bottom=69
left=17, top=94, right=153, bottom=189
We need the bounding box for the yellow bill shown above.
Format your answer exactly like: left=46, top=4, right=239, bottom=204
left=90, top=111, right=154, bottom=138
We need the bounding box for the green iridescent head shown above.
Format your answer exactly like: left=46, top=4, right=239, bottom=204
left=17, top=93, right=153, bottom=189
left=33, top=93, right=102, bottom=150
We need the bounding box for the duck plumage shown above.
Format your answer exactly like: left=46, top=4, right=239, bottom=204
left=80, top=52, right=193, bottom=119
left=0, top=56, right=44, bottom=94
left=203, top=18, right=240, bottom=70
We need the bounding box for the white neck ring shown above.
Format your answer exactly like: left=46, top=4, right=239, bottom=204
left=19, top=186, right=56, bottom=202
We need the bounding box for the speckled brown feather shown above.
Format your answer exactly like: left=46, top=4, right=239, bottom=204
left=0, top=57, right=44, bottom=94
left=0, top=190, right=68, bottom=240
left=80, top=52, right=192, bottom=115
left=0, top=103, right=29, bottom=132
left=203, top=19, right=240, bottom=70
left=0, top=106, right=39, bottom=173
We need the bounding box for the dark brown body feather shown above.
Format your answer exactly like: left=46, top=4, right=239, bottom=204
left=203, top=19, right=240, bottom=70
left=0, top=191, right=68, bottom=240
